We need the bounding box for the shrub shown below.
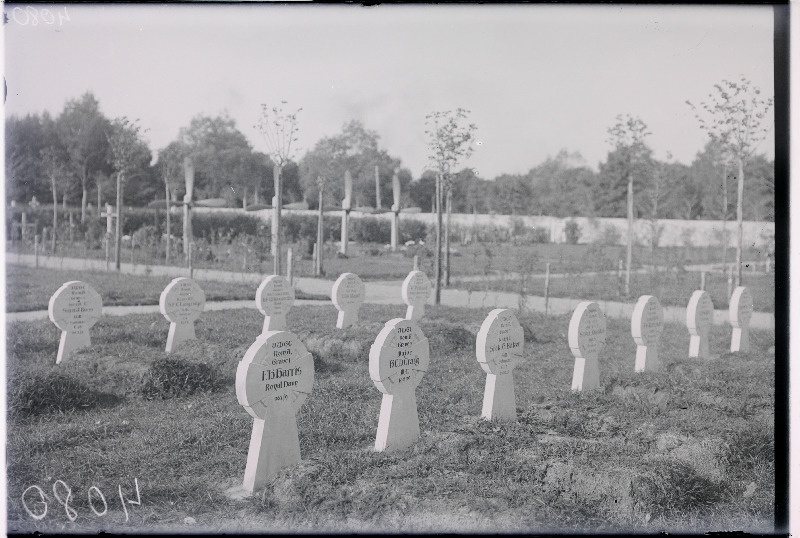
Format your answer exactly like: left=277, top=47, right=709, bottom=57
left=565, top=219, right=581, bottom=244
left=597, top=224, right=622, bottom=246
left=141, top=358, right=223, bottom=399
left=352, top=217, right=390, bottom=244
left=399, top=219, right=430, bottom=243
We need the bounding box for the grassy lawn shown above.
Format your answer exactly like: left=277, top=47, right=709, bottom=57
left=456, top=271, right=776, bottom=313
left=5, top=302, right=775, bottom=533
left=4, top=265, right=326, bottom=312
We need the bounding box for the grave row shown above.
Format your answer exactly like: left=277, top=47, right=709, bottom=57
left=47, top=272, right=754, bottom=496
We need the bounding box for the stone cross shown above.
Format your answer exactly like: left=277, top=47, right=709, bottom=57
left=686, top=290, right=714, bottom=359
left=476, top=309, right=525, bottom=421
left=331, top=273, right=365, bottom=329
left=48, top=281, right=103, bottom=364
left=568, top=301, right=606, bottom=391
left=235, top=330, right=314, bottom=494
left=101, top=204, right=116, bottom=235
left=631, top=295, right=664, bottom=373
left=401, top=270, right=431, bottom=321
left=340, top=170, right=352, bottom=256
left=256, top=275, right=295, bottom=333
left=729, top=286, right=753, bottom=352
left=370, top=318, right=430, bottom=452
left=159, top=277, right=206, bottom=353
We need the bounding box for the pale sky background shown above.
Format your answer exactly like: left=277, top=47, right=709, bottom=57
left=3, top=3, right=776, bottom=179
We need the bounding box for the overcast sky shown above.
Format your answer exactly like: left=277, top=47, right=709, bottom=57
left=3, top=4, right=776, bottom=179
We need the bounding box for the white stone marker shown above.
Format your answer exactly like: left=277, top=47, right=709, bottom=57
left=686, top=290, right=714, bottom=359
left=256, top=275, right=295, bottom=333
left=159, top=277, right=206, bottom=353
left=370, top=318, right=430, bottom=452
left=729, top=286, right=753, bottom=352
left=331, top=273, right=366, bottom=329
left=235, top=330, right=314, bottom=494
left=48, top=281, right=103, bottom=364
left=631, top=295, right=664, bottom=373
left=476, top=309, right=525, bottom=421
left=568, top=301, right=606, bottom=391
left=401, top=270, right=431, bottom=321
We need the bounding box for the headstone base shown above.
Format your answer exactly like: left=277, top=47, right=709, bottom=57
left=634, top=345, right=660, bottom=373
left=242, top=409, right=301, bottom=494
left=263, top=315, right=287, bottom=334
left=571, top=357, right=600, bottom=391
left=166, top=322, right=196, bottom=353
left=375, top=393, right=420, bottom=452
left=56, top=330, right=90, bottom=364
left=731, top=327, right=750, bottom=353
left=481, top=373, right=516, bottom=421
left=336, top=310, right=356, bottom=329
left=688, top=335, right=710, bottom=359
left=405, top=305, right=424, bottom=321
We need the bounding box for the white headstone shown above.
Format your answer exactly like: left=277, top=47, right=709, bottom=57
left=256, top=275, right=295, bottom=333
left=476, top=309, right=525, bottom=421
left=568, top=301, right=606, bottom=391
left=729, top=286, right=753, bottom=352
left=235, top=330, right=314, bottom=494
left=48, top=281, right=103, bottom=364
left=369, top=318, right=430, bottom=452
left=631, top=295, right=664, bottom=373
left=401, top=271, right=431, bottom=321
left=331, top=273, right=365, bottom=329
left=159, top=277, right=205, bottom=353
left=686, top=290, right=714, bottom=359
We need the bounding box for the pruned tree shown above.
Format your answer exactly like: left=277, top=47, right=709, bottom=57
left=107, top=117, right=151, bottom=270
left=40, top=146, right=71, bottom=253
left=256, top=101, right=302, bottom=275
left=605, top=114, right=652, bottom=296
left=687, top=76, right=774, bottom=286
left=424, top=108, right=477, bottom=303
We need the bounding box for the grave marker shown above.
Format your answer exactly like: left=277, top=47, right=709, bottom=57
left=631, top=295, right=664, bottom=372
left=686, top=290, right=714, bottom=359
left=568, top=301, right=606, bottom=391
left=234, top=330, right=314, bottom=494
left=729, top=286, right=753, bottom=352
left=48, top=281, right=103, bottom=364
left=370, top=318, right=430, bottom=452
left=159, top=277, right=205, bottom=353
left=476, top=309, right=525, bottom=421
left=401, top=270, right=431, bottom=321
left=256, top=275, right=295, bottom=333
left=331, top=273, right=365, bottom=329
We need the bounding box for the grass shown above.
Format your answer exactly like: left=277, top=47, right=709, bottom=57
left=4, top=264, right=327, bottom=312
left=5, top=301, right=775, bottom=533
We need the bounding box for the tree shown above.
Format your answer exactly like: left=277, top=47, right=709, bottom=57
left=424, top=108, right=477, bottom=303
left=108, top=117, right=151, bottom=270
left=256, top=101, right=302, bottom=275
left=5, top=113, right=51, bottom=204
left=40, top=145, right=71, bottom=253
left=57, top=92, right=112, bottom=223
left=604, top=114, right=652, bottom=296
left=687, top=76, right=774, bottom=286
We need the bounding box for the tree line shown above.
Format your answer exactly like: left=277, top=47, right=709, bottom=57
left=5, top=91, right=775, bottom=223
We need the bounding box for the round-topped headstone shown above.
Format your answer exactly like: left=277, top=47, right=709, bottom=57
left=729, top=286, right=753, bottom=352
left=256, top=275, right=295, bottom=332
left=48, top=281, right=103, bottom=364
left=476, top=309, right=525, bottom=421
left=686, top=290, right=714, bottom=358
left=159, top=277, right=206, bottom=353
left=631, top=295, right=664, bottom=372
left=568, top=301, right=606, bottom=391
left=370, top=318, right=430, bottom=452
left=236, top=331, right=315, bottom=420
left=331, top=273, right=365, bottom=329
left=401, top=270, right=431, bottom=321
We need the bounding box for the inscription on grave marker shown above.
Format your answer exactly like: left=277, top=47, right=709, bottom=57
left=331, top=273, right=365, bottom=329
left=729, top=286, right=753, bottom=353
left=159, top=277, right=205, bottom=353
left=401, top=271, right=431, bottom=321
left=48, top=281, right=103, bottom=364
left=568, top=301, right=606, bottom=391
left=256, top=275, right=295, bottom=333
left=476, top=309, right=525, bottom=421
left=631, top=295, right=664, bottom=373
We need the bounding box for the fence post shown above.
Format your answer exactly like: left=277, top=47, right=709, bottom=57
left=34, top=234, right=40, bottom=267
left=544, top=262, right=551, bottom=316
left=312, top=243, right=319, bottom=277
left=700, top=271, right=706, bottom=291
left=617, top=259, right=623, bottom=298
left=287, top=247, right=294, bottom=286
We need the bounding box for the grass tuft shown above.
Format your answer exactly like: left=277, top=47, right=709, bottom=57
left=8, top=371, right=124, bottom=417
left=633, top=458, right=729, bottom=519
left=141, top=358, right=224, bottom=399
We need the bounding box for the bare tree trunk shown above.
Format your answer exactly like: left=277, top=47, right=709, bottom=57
left=165, top=181, right=171, bottom=265
left=735, top=156, right=744, bottom=286
left=444, top=188, right=452, bottom=287
left=434, top=172, right=443, bottom=304
left=97, top=182, right=102, bottom=211
left=51, top=179, right=58, bottom=254
left=115, top=172, right=123, bottom=271
left=81, top=185, right=88, bottom=224
left=375, top=165, right=381, bottom=209
left=316, top=187, right=324, bottom=277
left=721, top=165, right=728, bottom=265
left=625, top=172, right=633, bottom=296
left=272, top=163, right=283, bottom=275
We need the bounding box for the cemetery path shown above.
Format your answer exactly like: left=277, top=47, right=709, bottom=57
left=4, top=253, right=774, bottom=330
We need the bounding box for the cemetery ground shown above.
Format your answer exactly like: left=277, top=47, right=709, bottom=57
left=5, top=296, right=775, bottom=533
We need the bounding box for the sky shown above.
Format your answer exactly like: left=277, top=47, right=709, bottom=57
left=3, top=3, right=776, bottom=179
